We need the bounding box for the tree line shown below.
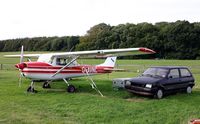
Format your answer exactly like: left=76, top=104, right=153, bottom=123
left=0, top=20, right=200, bottom=59
left=0, top=36, right=79, bottom=52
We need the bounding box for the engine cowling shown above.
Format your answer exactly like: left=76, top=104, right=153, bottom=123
left=15, top=63, right=27, bottom=70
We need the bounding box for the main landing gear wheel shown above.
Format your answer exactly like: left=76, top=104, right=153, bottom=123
left=67, top=85, right=76, bottom=93
left=43, top=82, right=51, bottom=89
left=27, top=86, right=37, bottom=93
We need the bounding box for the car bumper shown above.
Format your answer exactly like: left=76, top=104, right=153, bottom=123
left=125, top=85, right=157, bottom=96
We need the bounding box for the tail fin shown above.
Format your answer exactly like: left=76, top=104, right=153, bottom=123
left=98, top=57, right=117, bottom=67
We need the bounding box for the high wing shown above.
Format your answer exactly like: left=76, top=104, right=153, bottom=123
left=51, top=47, right=155, bottom=58
left=4, top=54, right=40, bottom=58
left=4, top=47, right=155, bottom=58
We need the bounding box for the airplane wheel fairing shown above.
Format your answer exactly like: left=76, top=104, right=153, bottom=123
left=67, top=85, right=76, bottom=93
left=43, top=82, right=51, bottom=88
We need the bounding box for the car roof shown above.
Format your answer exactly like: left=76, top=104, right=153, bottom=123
left=150, top=66, right=189, bottom=69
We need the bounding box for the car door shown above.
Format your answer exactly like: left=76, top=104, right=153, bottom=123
left=163, top=68, right=181, bottom=91
left=179, top=68, right=194, bottom=88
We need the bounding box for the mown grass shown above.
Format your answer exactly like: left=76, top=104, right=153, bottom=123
left=0, top=52, right=200, bottom=124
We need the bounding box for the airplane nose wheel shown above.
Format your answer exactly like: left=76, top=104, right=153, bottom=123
left=27, top=81, right=37, bottom=93
left=67, top=85, right=76, bottom=93
left=43, top=82, right=51, bottom=88
left=27, top=86, right=37, bottom=93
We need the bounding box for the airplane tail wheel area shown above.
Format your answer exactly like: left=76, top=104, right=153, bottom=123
left=43, top=82, right=51, bottom=89
left=67, top=85, right=76, bottom=93
left=27, top=86, right=37, bottom=93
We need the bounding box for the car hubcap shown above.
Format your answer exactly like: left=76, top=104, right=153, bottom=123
left=157, top=90, right=163, bottom=99
left=187, top=86, right=192, bottom=93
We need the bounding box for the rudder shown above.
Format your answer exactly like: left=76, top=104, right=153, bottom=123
left=98, top=57, right=117, bottom=67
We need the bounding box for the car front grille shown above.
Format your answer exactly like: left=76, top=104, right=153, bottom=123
left=131, top=82, right=145, bottom=87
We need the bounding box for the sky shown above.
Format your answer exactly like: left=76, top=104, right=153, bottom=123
left=0, top=0, right=200, bottom=40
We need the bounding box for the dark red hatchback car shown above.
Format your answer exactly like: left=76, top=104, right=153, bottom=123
left=125, top=66, right=195, bottom=99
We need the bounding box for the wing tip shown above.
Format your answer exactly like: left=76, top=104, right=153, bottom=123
left=139, top=47, right=156, bottom=54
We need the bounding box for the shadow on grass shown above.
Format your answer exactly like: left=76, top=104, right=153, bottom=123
left=32, top=78, right=200, bottom=103
left=32, top=78, right=152, bottom=102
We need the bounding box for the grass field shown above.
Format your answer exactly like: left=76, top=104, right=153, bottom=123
left=1, top=52, right=200, bottom=124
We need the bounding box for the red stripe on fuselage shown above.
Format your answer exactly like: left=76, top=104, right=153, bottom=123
left=23, top=71, right=84, bottom=74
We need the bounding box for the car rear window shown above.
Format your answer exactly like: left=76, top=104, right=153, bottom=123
left=180, top=68, right=191, bottom=77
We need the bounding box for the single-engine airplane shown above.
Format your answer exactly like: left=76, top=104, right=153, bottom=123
left=5, top=47, right=155, bottom=96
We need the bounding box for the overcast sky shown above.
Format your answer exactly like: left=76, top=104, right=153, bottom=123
left=0, top=0, right=199, bottom=40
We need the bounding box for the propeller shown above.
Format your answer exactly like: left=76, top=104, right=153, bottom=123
left=18, top=45, right=24, bottom=87
left=20, top=45, right=24, bottom=63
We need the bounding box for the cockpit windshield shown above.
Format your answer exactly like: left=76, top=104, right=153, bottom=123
left=37, top=54, right=53, bottom=63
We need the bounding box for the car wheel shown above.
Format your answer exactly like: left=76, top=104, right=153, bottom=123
left=186, top=86, right=192, bottom=94
left=155, top=89, right=163, bottom=99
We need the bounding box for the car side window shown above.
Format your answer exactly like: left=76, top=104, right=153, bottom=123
left=168, top=69, right=179, bottom=78
left=180, top=69, right=191, bottom=77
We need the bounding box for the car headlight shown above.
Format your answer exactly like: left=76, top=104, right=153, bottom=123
left=125, top=80, right=131, bottom=86
left=145, top=84, right=152, bottom=88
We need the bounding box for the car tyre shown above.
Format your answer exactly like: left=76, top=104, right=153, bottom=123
left=186, top=86, right=192, bottom=94
left=155, top=89, right=163, bottom=99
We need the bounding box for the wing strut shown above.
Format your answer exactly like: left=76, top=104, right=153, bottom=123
left=83, top=67, right=104, bottom=97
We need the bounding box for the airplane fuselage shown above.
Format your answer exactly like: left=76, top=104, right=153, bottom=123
left=16, top=62, right=113, bottom=80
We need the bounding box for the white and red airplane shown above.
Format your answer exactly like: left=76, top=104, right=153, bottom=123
left=5, top=47, right=155, bottom=96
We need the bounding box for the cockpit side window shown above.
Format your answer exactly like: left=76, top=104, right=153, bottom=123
left=56, top=58, right=68, bottom=65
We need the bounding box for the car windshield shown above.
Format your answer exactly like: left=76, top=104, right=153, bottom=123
left=142, top=68, right=168, bottom=78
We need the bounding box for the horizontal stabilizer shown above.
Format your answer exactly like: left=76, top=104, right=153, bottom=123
left=103, top=68, right=126, bottom=72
